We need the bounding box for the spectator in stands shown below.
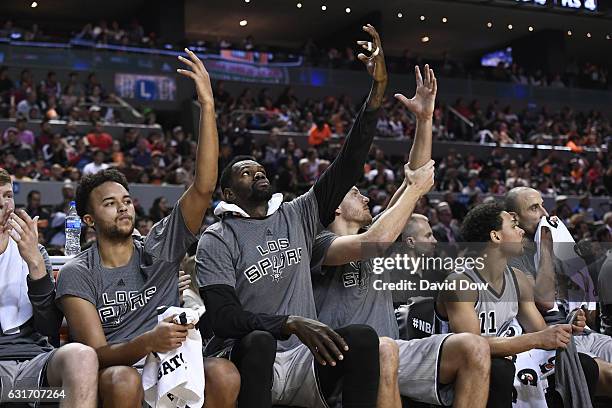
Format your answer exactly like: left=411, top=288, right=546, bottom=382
left=0, top=66, right=13, bottom=99
left=433, top=201, right=460, bottom=243
left=574, top=194, right=598, bottom=222
left=130, top=135, right=152, bottom=168
left=48, top=163, right=65, bottom=182
left=25, top=189, right=50, bottom=234
left=135, top=216, right=153, bottom=236
left=308, top=117, right=332, bottom=146
left=39, top=71, right=61, bottom=101
left=42, top=132, right=69, bottom=165
left=1, top=127, right=34, bottom=162
left=12, top=163, right=32, bottom=181
left=86, top=120, right=112, bottom=152
left=149, top=196, right=171, bottom=223
left=82, top=149, right=110, bottom=176
left=14, top=116, right=34, bottom=145
left=16, top=90, right=38, bottom=119
left=298, top=148, right=328, bottom=185
left=172, top=125, right=191, bottom=157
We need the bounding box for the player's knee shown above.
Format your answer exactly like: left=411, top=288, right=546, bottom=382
left=455, top=333, right=490, bottom=369
left=99, top=366, right=143, bottom=402
left=241, top=330, right=276, bottom=358
left=204, top=358, right=240, bottom=403
left=55, top=343, right=99, bottom=377
left=378, top=337, right=399, bottom=379
left=341, top=324, right=379, bottom=351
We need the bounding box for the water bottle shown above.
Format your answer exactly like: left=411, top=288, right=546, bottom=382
left=65, top=201, right=81, bottom=256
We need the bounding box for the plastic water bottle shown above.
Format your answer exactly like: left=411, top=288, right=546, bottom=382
left=65, top=201, right=81, bottom=256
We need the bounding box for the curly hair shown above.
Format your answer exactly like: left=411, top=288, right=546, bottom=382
left=461, top=201, right=506, bottom=243
left=75, top=169, right=129, bottom=218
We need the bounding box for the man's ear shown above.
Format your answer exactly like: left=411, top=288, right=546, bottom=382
left=222, top=188, right=234, bottom=202
left=83, top=214, right=95, bottom=229
left=490, top=230, right=501, bottom=243
left=335, top=206, right=342, bottom=217
left=406, top=237, right=416, bottom=248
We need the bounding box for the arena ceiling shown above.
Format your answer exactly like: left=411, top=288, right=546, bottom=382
left=2, top=0, right=611, bottom=61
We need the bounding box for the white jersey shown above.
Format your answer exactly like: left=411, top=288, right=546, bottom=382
left=435, top=265, right=521, bottom=337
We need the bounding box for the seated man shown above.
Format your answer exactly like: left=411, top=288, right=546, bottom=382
left=197, top=24, right=387, bottom=408
left=506, top=187, right=612, bottom=397
left=0, top=168, right=98, bottom=407
left=435, top=201, right=598, bottom=406
left=311, top=65, right=489, bottom=408
left=55, top=49, right=239, bottom=407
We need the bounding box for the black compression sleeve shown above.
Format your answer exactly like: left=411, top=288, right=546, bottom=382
left=201, top=284, right=290, bottom=340
left=313, top=102, right=379, bottom=227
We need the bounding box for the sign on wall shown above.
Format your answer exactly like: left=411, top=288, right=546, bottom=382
left=114, top=73, right=177, bottom=101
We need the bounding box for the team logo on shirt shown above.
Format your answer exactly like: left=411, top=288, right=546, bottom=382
left=98, top=287, right=157, bottom=325
left=243, top=238, right=303, bottom=283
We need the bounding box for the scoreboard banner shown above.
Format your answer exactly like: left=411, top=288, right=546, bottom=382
left=114, top=73, right=177, bottom=101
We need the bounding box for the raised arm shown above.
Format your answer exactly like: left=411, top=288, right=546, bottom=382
left=176, top=48, right=219, bottom=234
left=387, top=65, right=436, bottom=209
left=314, top=24, right=387, bottom=227
left=322, top=160, right=434, bottom=266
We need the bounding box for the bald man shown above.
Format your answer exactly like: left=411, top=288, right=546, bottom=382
left=506, top=187, right=612, bottom=398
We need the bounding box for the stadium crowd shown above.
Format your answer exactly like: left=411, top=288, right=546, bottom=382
left=0, top=66, right=610, bottom=255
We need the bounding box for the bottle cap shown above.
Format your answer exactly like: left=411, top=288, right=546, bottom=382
left=70, top=201, right=76, bottom=207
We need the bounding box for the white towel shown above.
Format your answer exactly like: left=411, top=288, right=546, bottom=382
left=0, top=238, right=33, bottom=334
left=214, top=192, right=284, bottom=217
left=534, top=217, right=596, bottom=313
left=142, top=307, right=205, bottom=408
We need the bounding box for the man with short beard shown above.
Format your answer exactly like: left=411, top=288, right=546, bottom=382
left=506, top=187, right=612, bottom=398
left=197, top=24, right=387, bottom=408
left=55, top=50, right=240, bottom=407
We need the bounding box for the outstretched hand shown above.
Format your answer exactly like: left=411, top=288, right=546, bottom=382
left=356, top=24, right=387, bottom=83
left=177, top=48, right=214, bottom=106
left=394, top=64, right=437, bottom=121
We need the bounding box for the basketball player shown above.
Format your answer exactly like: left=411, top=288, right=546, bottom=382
left=435, top=201, right=598, bottom=406
left=505, top=187, right=612, bottom=396
left=196, top=24, right=387, bottom=408
left=55, top=49, right=240, bottom=407
left=311, top=66, right=490, bottom=408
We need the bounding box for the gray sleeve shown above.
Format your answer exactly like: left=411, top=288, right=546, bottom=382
left=144, top=202, right=198, bottom=263
left=55, top=260, right=97, bottom=307
left=285, top=188, right=323, bottom=250
left=196, top=232, right=236, bottom=288
left=310, top=230, right=339, bottom=276
left=598, top=258, right=612, bottom=304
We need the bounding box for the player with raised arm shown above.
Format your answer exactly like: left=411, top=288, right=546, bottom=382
left=55, top=49, right=240, bottom=407
left=311, top=65, right=490, bottom=408
left=196, top=24, right=387, bottom=408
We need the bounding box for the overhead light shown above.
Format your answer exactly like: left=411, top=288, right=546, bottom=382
left=442, top=17, right=448, bottom=23
left=586, top=32, right=592, bottom=38
left=397, top=12, right=403, bottom=18
left=297, top=2, right=302, bottom=8
left=239, top=20, right=248, bottom=26
left=507, top=24, right=513, bottom=30
left=244, top=0, right=250, bottom=2
left=420, top=15, right=426, bottom=21
left=321, top=5, right=327, bottom=11
left=487, top=22, right=493, bottom=28
left=567, top=30, right=572, bottom=36
left=607, top=34, right=611, bottom=40
left=421, top=36, right=430, bottom=43
left=31, top=1, right=38, bottom=7
left=345, top=7, right=351, bottom=13
left=528, top=26, right=534, bottom=32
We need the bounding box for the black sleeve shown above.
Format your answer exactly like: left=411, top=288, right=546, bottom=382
left=27, top=274, right=63, bottom=347
left=201, top=284, right=291, bottom=340
left=314, top=101, right=379, bottom=227
left=26, top=246, right=63, bottom=347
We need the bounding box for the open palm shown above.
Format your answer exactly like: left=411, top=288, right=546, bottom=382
left=395, top=64, right=437, bottom=121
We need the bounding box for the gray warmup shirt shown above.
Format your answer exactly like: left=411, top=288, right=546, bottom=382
left=311, top=230, right=399, bottom=339
left=56, top=204, right=197, bottom=343
left=196, top=189, right=321, bottom=351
